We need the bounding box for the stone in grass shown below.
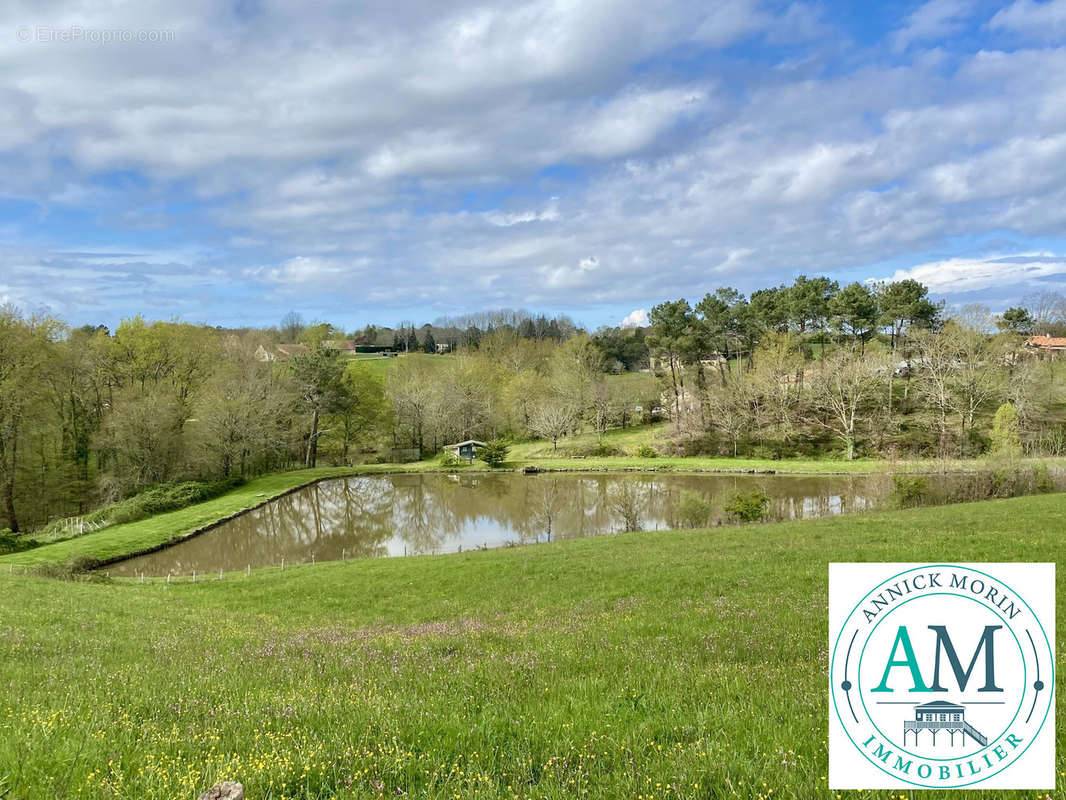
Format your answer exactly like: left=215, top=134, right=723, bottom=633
left=198, top=782, right=244, bottom=800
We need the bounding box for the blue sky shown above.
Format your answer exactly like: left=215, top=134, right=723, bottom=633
left=1, top=0, right=1065, bottom=331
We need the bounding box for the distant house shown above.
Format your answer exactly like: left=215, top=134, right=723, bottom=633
left=1025, top=336, right=1066, bottom=359
left=446, top=440, right=486, bottom=462
left=254, top=343, right=310, bottom=362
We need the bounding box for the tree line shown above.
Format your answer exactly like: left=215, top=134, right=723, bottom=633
left=1, top=282, right=1063, bottom=533
left=0, top=309, right=652, bottom=533
left=638, top=280, right=1063, bottom=462
left=278, top=309, right=581, bottom=352
left=0, top=313, right=390, bottom=532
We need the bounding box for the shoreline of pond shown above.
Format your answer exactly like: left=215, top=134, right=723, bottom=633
left=105, top=468, right=1062, bottom=579
left=86, top=462, right=973, bottom=573
left=3, top=456, right=1060, bottom=573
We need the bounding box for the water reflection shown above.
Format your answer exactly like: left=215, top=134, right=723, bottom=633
left=111, top=472, right=891, bottom=576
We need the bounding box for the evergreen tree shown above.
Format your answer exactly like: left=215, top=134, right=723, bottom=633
left=787, top=275, right=838, bottom=335
left=830, top=282, right=879, bottom=351
left=749, top=286, right=789, bottom=333
left=648, top=299, right=694, bottom=433
left=876, top=279, right=940, bottom=349
left=997, top=307, right=1035, bottom=336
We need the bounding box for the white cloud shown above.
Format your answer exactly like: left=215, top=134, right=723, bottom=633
left=569, top=87, right=706, bottom=160
left=0, top=0, right=1065, bottom=325
left=250, top=256, right=367, bottom=286
left=892, top=0, right=974, bottom=51
left=990, top=0, right=1066, bottom=40
left=540, top=255, right=601, bottom=290
left=484, top=199, right=560, bottom=227
left=620, top=308, right=649, bottom=328
left=877, top=253, right=1066, bottom=293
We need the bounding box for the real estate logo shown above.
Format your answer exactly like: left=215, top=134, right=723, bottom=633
left=829, top=563, right=1055, bottom=789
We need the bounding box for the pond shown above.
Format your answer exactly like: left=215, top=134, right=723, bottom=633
left=110, top=471, right=894, bottom=577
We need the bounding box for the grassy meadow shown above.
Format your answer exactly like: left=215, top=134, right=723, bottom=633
left=2, top=493, right=1065, bottom=799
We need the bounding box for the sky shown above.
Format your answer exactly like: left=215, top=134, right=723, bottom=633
left=1, top=0, right=1066, bottom=331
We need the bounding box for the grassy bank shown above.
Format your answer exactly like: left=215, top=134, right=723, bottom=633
left=0, top=465, right=425, bottom=568
left=6, top=448, right=1066, bottom=568
left=1, top=494, right=1063, bottom=799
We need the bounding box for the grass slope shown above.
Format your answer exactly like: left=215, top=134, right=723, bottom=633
left=1, top=494, right=1064, bottom=799
left=0, top=466, right=425, bottom=568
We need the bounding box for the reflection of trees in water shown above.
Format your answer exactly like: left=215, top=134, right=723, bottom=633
left=113, top=473, right=890, bottom=576
left=528, top=478, right=561, bottom=542
left=390, top=474, right=464, bottom=554
left=609, top=482, right=645, bottom=532
left=388, top=472, right=544, bottom=553
left=235, top=477, right=395, bottom=562
left=766, top=474, right=890, bottom=520
left=518, top=476, right=664, bottom=540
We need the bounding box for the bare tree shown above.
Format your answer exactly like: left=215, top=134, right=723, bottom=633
left=805, top=346, right=886, bottom=460
left=1024, top=291, right=1066, bottom=333
left=530, top=477, right=562, bottom=541
left=705, top=380, right=752, bottom=457
left=529, top=398, right=579, bottom=451
left=386, top=357, right=437, bottom=457
left=280, top=311, right=305, bottom=343
left=911, top=328, right=957, bottom=457
left=949, top=321, right=1004, bottom=433
left=747, top=332, right=805, bottom=439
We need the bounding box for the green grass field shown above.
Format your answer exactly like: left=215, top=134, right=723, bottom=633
left=1, top=493, right=1064, bottom=799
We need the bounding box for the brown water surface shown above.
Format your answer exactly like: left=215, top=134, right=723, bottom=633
left=110, top=472, right=893, bottom=577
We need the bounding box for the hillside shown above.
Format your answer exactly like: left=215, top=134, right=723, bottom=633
left=1, top=494, right=1063, bottom=799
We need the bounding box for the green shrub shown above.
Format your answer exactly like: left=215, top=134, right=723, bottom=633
left=675, top=491, right=712, bottom=529
left=635, top=444, right=658, bottom=459
left=438, top=451, right=464, bottom=468
left=989, top=402, right=1022, bottom=461
left=0, top=531, right=38, bottom=555
left=42, top=476, right=247, bottom=537
left=478, top=440, right=510, bottom=468
left=891, top=475, right=930, bottom=508
left=109, top=477, right=246, bottom=524
left=961, top=428, right=990, bottom=458
left=1032, top=463, right=1056, bottom=494
left=723, top=491, right=770, bottom=523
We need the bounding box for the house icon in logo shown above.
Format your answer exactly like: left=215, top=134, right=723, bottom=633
left=903, top=700, right=988, bottom=747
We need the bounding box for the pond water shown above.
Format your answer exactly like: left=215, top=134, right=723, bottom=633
left=110, top=472, right=894, bottom=577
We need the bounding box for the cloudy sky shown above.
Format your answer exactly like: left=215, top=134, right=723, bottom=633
left=1, top=0, right=1066, bottom=330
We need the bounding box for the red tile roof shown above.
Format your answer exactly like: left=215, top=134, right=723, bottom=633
left=1026, top=336, right=1066, bottom=349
